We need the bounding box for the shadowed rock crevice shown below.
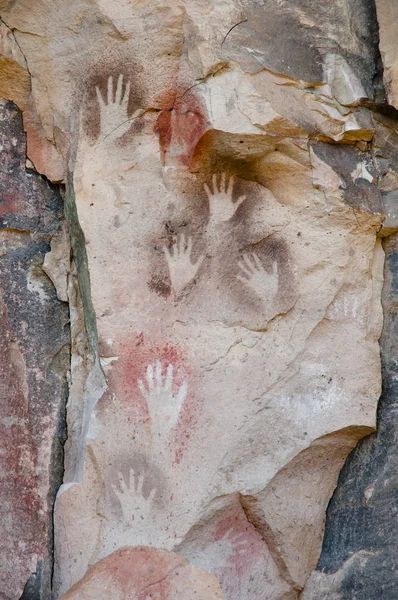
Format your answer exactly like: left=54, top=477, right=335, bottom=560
left=61, top=176, right=107, bottom=483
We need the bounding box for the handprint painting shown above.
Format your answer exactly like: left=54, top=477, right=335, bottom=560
left=95, top=75, right=133, bottom=141
left=53, top=51, right=383, bottom=600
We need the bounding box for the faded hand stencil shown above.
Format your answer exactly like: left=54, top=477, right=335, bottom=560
left=138, top=361, right=188, bottom=446
left=95, top=74, right=141, bottom=142
left=187, top=529, right=250, bottom=576
left=101, top=467, right=159, bottom=557
left=163, top=234, right=204, bottom=299
left=237, top=253, right=279, bottom=301
left=112, top=468, right=157, bottom=525
left=204, top=173, right=247, bottom=223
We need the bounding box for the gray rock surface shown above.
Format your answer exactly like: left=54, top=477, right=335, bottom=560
left=0, top=99, right=70, bottom=599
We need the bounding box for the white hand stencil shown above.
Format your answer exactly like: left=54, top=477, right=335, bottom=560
left=96, top=74, right=141, bottom=141
left=138, top=361, right=187, bottom=443
left=204, top=173, right=246, bottom=223
left=112, top=468, right=156, bottom=526
left=163, top=234, right=204, bottom=298
left=237, top=253, right=279, bottom=300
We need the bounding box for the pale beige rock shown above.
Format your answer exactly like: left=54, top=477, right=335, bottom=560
left=0, top=1, right=386, bottom=599
left=53, top=456, right=102, bottom=597
left=59, top=546, right=226, bottom=600
left=23, top=95, right=65, bottom=182
left=43, top=223, right=70, bottom=302
left=0, top=22, right=30, bottom=110
left=376, top=0, right=398, bottom=110
left=301, top=551, right=376, bottom=600
left=240, top=427, right=375, bottom=590
left=53, top=98, right=383, bottom=596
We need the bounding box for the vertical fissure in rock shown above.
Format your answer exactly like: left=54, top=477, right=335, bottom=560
left=61, top=175, right=107, bottom=483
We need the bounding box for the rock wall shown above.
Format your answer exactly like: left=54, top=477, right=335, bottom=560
left=0, top=99, right=69, bottom=599
left=0, top=1, right=398, bottom=599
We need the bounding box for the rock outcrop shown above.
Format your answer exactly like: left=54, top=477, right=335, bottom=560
left=0, top=99, right=69, bottom=599
left=58, top=546, right=226, bottom=600
left=0, top=1, right=398, bottom=599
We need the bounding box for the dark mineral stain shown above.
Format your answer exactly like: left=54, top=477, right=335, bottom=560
left=147, top=276, right=171, bottom=299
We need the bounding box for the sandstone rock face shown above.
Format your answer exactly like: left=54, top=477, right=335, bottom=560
left=59, top=546, right=226, bottom=600
left=301, top=235, right=398, bottom=600
left=1, top=0, right=398, bottom=599
left=0, top=99, right=69, bottom=599
left=376, top=0, right=398, bottom=110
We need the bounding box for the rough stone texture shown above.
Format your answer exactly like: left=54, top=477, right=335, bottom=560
left=376, top=0, right=398, bottom=110
left=0, top=99, right=70, bottom=599
left=301, top=233, right=398, bottom=599
left=1, top=0, right=398, bottom=599
left=58, top=546, right=226, bottom=600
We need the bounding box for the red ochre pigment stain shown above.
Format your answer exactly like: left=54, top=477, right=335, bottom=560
left=213, top=512, right=265, bottom=580
left=171, top=396, right=199, bottom=465
left=88, top=547, right=174, bottom=598
left=106, top=333, right=197, bottom=441
left=0, top=333, right=45, bottom=561
left=155, top=89, right=207, bottom=167
left=0, top=191, right=18, bottom=218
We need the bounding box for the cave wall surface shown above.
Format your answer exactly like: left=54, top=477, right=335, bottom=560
left=1, top=1, right=398, bottom=599
left=0, top=99, right=69, bottom=599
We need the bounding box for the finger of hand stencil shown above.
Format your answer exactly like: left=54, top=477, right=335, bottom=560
left=179, top=233, right=186, bottom=254
left=117, top=472, right=126, bottom=492
left=235, top=195, right=246, bottom=210
left=129, top=468, right=136, bottom=490
left=175, top=380, right=188, bottom=409
left=163, top=245, right=172, bottom=261
left=271, top=260, right=279, bottom=277
left=242, top=254, right=255, bottom=272
left=236, top=274, right=249, bottom=284
left=187, top=235, right=193, bottom=256
left=227, top=174, right=235, bottom=196
left=115, top=74, right=123, bottom=105
left=111, top=483, right=121, bottom=500
left=95, top=87, right=105, bottom=108
left=148, top=487, right=157, bottom=505
left=137, top=379, right=148, bottom=399
left=194, top=254, right=204, bottom=271
left=220, top=172, right=227, bottom=194
left=212, top=173, right=218, bottom=195
left=223, top=528, right=234, bottom=540
left=107, top=76, right=114, bottom=104
left=233, top=531, right=246, bottom=542
left=136, top=473, right=145, bottom=496
left=203, top=182, right=212, bottom=200
left=146, top=364, right=154, bottom=390
left=120, top=475, right=129, bottom=495
left=252, top=253, right=264, bottom=272
left=155, top=360, right=163, bottom=388
left=165, top=363, right=173, bottom=392
left=237, top=261, right=251, bottom=277
left=122, top=80, right=131, bottom=107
